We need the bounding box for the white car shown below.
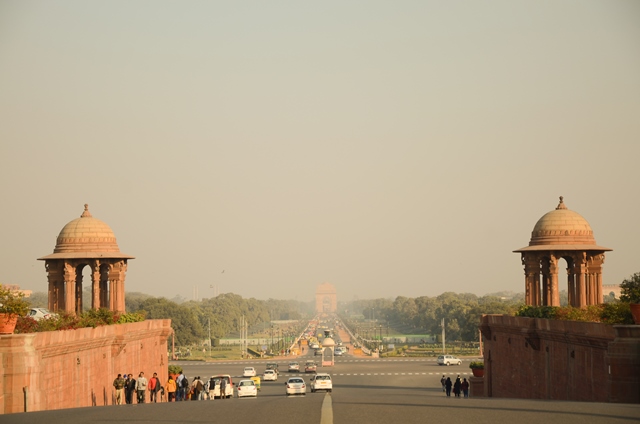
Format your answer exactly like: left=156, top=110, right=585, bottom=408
left=310, top=373, right=332, bottom=393
left=27, top=308, right=56, bottom=321
left=263, top=370, right=278, bottom=381
left=285, top=377, right=306, bottom=396
left=236, top=379, right=257, bottom=397
left=288, top=362, right=300, bottom=372
left=437, top=355, right=462, bottom=366
left=243, top=367, right=256, bottom=377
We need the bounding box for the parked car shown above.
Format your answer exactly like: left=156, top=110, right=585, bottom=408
left=310, top=373, right=332, bottom=393
left=437, top=355, right=462, bottom=366
left=209, top=375, right=234, bottom=398
left=288, top=362, right=300, bottom=372
left=27, top=308, right=56, bottom=321
left=263, top=369, right=278, bottom=381
left=236, top=379, right=257, bottom=397
left=285, top=377, right=306, bottom=396
left=304, top=361, right=317, bottom=373
left=243, top=367, right=256, bottom=377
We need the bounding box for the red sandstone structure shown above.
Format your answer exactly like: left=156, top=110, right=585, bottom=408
left=38, top=204, right=133, bottom=314
left=315, top=282, right=337, bottom=313
left=514, top=196, right=611, bottom=307
left=0, top=320, right=172, bottom=413
left=479, top=197, right=639, bottom=404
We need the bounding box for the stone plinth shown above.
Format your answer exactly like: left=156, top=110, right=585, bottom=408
left=469, top=376, right=484, bottom=397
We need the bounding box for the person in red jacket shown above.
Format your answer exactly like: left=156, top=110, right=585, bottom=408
left=148, top=372, right=161, bottom=403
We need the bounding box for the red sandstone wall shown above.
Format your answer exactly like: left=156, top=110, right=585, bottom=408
left=480, top=315, right=640, bottom=404
left=0, top=319, right=172, bottom=414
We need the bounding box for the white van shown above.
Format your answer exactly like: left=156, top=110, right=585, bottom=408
left=208, top=375, right=234, bottom=398
left=310, top=373, right=332, bottom=393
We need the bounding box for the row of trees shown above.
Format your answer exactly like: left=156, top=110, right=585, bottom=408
left=344, top=292, right=523, bottom=341
left=125, top=292, right=312, bottom=345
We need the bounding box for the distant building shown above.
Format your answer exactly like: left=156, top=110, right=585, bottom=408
left=315, top=283, right=337, bottom=313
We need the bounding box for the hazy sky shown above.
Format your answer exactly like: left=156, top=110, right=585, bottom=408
left=1, top=1, right=639, bottom=303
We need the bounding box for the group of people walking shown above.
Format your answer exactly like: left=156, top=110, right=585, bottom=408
left=112, top=372, right=163, bottom=405
left=113, top=371, right=226, bottom=404
left=440, top=375, right=469, bottom=398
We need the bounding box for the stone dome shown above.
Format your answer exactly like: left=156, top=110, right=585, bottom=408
left=39, top=204, right=134, bottom=260
left=322, top=337, right=336, bottom=347
left=514, top=197, right=611, bottom=252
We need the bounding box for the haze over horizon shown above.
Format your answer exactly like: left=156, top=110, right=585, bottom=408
left=1, top=1, right=639, bottom=303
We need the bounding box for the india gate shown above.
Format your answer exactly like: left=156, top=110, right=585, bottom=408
left=38, top=204, right=134, bottom=314
left=514, top=197, right=611, bottom=307
left=315, top=282, right=337, bottom=313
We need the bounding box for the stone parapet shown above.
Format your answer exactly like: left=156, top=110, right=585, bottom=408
left=480, top=314, right=639, bottom=404
left=0, top=319, right=172, bottom=414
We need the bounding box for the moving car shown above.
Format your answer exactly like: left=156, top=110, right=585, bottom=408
left=236, top=379, right=257, bottom=397
left=243, top=367, right=257, bottom=377
left=285, top=377, right=306, bottom=396
left=250, top=376, right=261, bottom=391
left=310, top=373, right=332, bottom=393
left=304, top=361, right=317, bottom=373
left=209, top=375, right=234, bottom=398
left=437, top=355, right=462, bottom=366
left=263, top=369, right=278, bottom=381
left=266, top=362, right=279, bottom=374
left=314, top=348, right=323, bottom=356
left=288, top=362, right=300, bottom=372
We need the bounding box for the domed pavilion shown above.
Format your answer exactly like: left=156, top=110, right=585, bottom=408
left=38, top=204, right=134, bottom=314
left=514, top=196, right=611, bottom=307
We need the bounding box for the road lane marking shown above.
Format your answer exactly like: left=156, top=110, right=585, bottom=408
left=320, top=393, right=333, bottom=424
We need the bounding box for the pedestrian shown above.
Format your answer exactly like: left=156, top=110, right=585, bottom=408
left=453, top=375, right=461, bottom=398
left=125, top=374, right=136, bottom=404
left=208, top=376, right=217, bottom=400
left=220, top=377, right=227, bottom=399
left=461, top=378, right=469, bottom=398
left=113, top=373, right=125, bottom=405
left=445, top=377, right=452, bottom=397
left=136, top=372, right=148, bottom=404
left=148, top=372, right=160, bottom=403
left=440, top=375, right=446, bottom=392
left=175, top=372, right=185, bottom=401
left=166, top=375, right=177, bottom=402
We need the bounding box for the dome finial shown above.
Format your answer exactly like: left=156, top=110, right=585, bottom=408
left=556, top=196, right=567, bottom=210
left=81, top=204, right=92, bottom=217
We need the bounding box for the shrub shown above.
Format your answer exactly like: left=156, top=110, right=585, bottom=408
left=14, top=308, right=145, bottom=334
left=469, top=361, right=484, bottom=369
left=619, top=272, right=640, bottom=304
left=0, top=284, right=30, bottom=316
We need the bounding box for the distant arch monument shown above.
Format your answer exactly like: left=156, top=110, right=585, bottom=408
left=38, top=204, right=134, bottom=313
left=315, top=283, right=337, bottom=313
left=514, top=197, right=611, bottom=307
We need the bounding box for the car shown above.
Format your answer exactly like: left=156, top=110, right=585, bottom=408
left=236, top=379, right=257, bottom=397
left=334, top=347, right=344, bottom=356
left=437, top=355, right=462, bottom=366
left=310, top=373, right=332, bottom=393
left=304, top=361, right=317, bottom=373
left=27, top=308, right=55, bottom=321
left=310, top=343, right=320, bottom=349
left=288, top=362, right=300, bottom=372
left=263, top=369, right=278, bottom=381
left=208, top=375, right=234, bottom=398
left=243, top=367, right=256, bottom=377
left=285, top=377, right=306, bottom=396
left=266, top=362, right=279, bottom=374
left=315, top=348, right=323, bottom=356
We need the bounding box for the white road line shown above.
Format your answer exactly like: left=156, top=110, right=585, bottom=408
left=320, top=393, right=333, bottom=424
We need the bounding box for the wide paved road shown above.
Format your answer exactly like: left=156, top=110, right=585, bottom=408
left=4, top=351, right=639, bottom=423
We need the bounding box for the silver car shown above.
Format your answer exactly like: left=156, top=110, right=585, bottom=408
left=437, top=355, right=462, bottom=366
left=285, top=377, right=306, bottom=396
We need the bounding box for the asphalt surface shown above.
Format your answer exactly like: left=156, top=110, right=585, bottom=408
left=3, top=353, right=639, bottom=424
